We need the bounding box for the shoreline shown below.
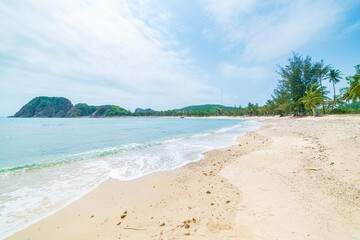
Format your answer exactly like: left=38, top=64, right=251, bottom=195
left=1, top=118, right=260, bottom=238
left=7, top=115, right=360, bottom=239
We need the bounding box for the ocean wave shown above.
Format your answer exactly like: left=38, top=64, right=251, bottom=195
left=0, top=120, right=262, bottom=238
left=0, top=121, right=259, bottom=176
left=0, top=141, right=165, bottom=175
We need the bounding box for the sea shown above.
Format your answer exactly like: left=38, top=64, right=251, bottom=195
left=0, top=117, right=261, bottom=238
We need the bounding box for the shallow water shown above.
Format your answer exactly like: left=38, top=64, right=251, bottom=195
left=0, top=117, right=261, bottom=238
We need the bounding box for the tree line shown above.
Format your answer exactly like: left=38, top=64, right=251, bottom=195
left=265, top=53, right=359, bottom=116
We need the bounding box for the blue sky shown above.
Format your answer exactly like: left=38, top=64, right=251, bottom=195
left=0, top=0, right=359, bottom=115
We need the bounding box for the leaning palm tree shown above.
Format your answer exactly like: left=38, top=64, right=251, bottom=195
left=344, top=65, right=360, bottom=102
left=341, top=83, right=358, bottom=103
left=326, top=69, right=342, bottom=108
left=299, top=83, right=326, bottom=116
left=348, top=80, right=360, bottom=102
left=341, top=84, right=351, bottom=104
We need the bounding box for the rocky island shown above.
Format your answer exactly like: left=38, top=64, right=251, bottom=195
left=13, top=97, right=132, bottom=118
left=13, top=97, right=73, bottom=118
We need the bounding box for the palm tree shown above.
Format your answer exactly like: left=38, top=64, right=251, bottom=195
left=350, top=82, right=360, bottom=101
left=343, top=65, right=360, bottom=102
left=326, top=95, right=345, bottom=110
left=299, top=83, right=326, bottom=116
left=326, top=69, right=342, bottom=108
left=341, top=84, right=351, bottom=104
left=315, top=60, right=330, bottom=113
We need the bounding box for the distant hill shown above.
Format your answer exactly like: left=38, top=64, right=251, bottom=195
left=134, top=108, right=154, bottom=113
left=13, top=97, right=131, bottom=118
left=177, top=104, right=235, bottom=113
left=91, top=105, right=131, bottom=117
left=13, top=97, right=73, bottom=117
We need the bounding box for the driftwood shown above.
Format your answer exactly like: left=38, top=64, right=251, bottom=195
left=123, top=227, right=146, bottom=231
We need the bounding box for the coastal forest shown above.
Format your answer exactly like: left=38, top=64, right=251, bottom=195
left=13, top=53, right=360, bottom=117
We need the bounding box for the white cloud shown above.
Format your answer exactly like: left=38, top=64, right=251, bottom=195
left=202, top=0, right=345, bottom=63
left=0, top=0, right=218, bottom=114
left=201, top=0, right=348, bottom=86
left=242, top=2, right=344, bottom=62
left=203, top=0, right=257, bottom=24
left=220, top=63, right=272, bottom=84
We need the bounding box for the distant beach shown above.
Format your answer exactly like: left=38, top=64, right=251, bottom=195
left=7, top=115, right=360, bottom=240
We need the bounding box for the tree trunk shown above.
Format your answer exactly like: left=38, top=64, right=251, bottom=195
left=332, top=81, right=336, bottom=108
left=311, top=106, right=317, bottom=116
left=320, top=78, right=325, bottom=114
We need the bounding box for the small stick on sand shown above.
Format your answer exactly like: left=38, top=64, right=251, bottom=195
left=123, top=227, right=146, bottom=231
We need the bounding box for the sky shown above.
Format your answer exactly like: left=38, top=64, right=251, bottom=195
left=0, top=0, right=359, bottom=116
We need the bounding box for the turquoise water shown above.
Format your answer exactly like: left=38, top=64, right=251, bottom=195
left=0, top=117, right=245, bottom=171
left=0, top=117, right=261, bottom=238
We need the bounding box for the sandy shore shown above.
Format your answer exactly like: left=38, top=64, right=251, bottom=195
left=8, top=115, right=360, bottom=239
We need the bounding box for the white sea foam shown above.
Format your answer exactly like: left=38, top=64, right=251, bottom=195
left=0, top=120, right=262, bottom=238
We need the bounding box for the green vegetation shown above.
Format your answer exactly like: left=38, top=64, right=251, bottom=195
left=94, top=105, right=132, bottom=117
left=178, top=104, right=234, bottom=115
left=299, top=83, right=327, bottom=116
left=67, top=103, right=97, bottom=117
left=26, top=97, right=71, bottom=113
left=273, top=53, right=318, bottom=115
left=266, top=53, right=359, bottom=116
left=70, top=104, right=132, bottom=117
left=133, top=105, right=237, bottom=117
left=14, top=96, right=73, bottom=117
left=330, top=100, right=360, bottom=114
left=342, top=65, right=360, bottom=103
